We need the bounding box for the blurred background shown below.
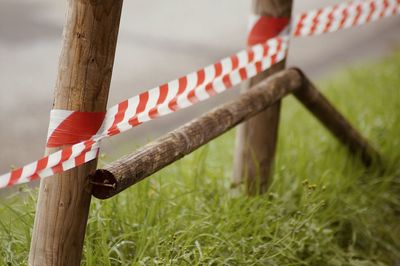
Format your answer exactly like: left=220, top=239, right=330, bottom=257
left=0, top=0, right=399, bottom=173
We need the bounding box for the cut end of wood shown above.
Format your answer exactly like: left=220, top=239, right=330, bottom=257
left=90, top=169, right=118, bottom=199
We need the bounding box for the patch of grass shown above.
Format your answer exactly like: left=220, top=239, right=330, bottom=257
left=1, top=52, right=400, bottom=265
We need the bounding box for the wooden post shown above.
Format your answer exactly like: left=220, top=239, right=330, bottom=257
left=233, top=0, right=293, bottom=195
left=28, top=0, right=123, bottom=265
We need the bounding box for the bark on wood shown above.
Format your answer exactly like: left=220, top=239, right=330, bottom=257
left=29, top=0, right=123, bottom=265
left=233, top=0, right=294, bottom=195
left=91, top=69, right=304, bottom=199
left=293, top=69, right=379, bottom=166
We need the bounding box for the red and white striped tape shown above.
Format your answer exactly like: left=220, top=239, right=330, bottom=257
left=0, top=37, right=288, bottom=188
left=293, top=0, right=400, bottom=36
left=46, top=110, right=105, bottom=147
left=247, top=15, right=291, bottom=45
left=1, top=0, right=399, bottom=189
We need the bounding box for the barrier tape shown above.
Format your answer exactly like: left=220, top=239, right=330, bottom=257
left=293, top=0, right=400, bottom=36
left=1, top=37, right=288, bottom=188
left=247, top=15, right=291, bottom=45
left=0, top=0, right=399, bottom=189
left=47, top=110, right=106, bottom=147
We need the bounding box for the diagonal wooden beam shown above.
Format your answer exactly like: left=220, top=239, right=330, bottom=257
left=293, top=69, right=380, bottom=166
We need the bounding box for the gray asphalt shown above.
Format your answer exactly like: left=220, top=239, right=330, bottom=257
left=0, top=0, right=399, bottom=174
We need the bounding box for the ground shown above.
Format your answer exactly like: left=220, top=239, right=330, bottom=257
left=1, top=51, right=399, bottom=265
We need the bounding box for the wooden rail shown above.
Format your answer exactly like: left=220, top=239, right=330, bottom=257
left=90, top=68, right=379, bottom=200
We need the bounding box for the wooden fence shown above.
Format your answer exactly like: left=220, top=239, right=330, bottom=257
left=27, top=0, right=380, bottom=265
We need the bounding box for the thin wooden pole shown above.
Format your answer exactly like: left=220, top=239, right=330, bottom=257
left=293, top=69, right=380, bottom=166
left=28, top=0, right=123, bottom=265
left=91, top=69, right=303, bottom=199
left=233, top=0, right=293, bottom=195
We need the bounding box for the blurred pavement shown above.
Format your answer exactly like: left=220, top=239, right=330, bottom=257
left=0, top=0, right=399, bottom=172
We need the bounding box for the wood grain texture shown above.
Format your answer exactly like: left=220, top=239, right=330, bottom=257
left=91, top=69, right=304, bottom=199
left=233, top=0, right=293, bottom=195
left=29, top=0, right=123, bottom=265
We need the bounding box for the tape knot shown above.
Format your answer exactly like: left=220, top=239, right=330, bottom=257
left=248, top=15, right=290, bottom=46
left=47, top=110, right=106, bottom=148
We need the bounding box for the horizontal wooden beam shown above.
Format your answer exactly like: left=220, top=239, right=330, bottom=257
left=90, top=68, right=379, bottom=199
left=90, top=68, right=304, bottom=199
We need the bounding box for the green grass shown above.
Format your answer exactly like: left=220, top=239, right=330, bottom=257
left=1, top=52, right=400, bottom=265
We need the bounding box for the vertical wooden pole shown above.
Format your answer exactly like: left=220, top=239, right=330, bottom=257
left=233, top=0, right=293, bottom=195
left=29, top=0, right=123, bottom=265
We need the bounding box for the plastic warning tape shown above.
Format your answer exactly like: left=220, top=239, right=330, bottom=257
left=293, top=0, right=400, bottom=36
left=0, top=0, right=399, bottom=189
left=0, top=37, right=288, bottom=188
